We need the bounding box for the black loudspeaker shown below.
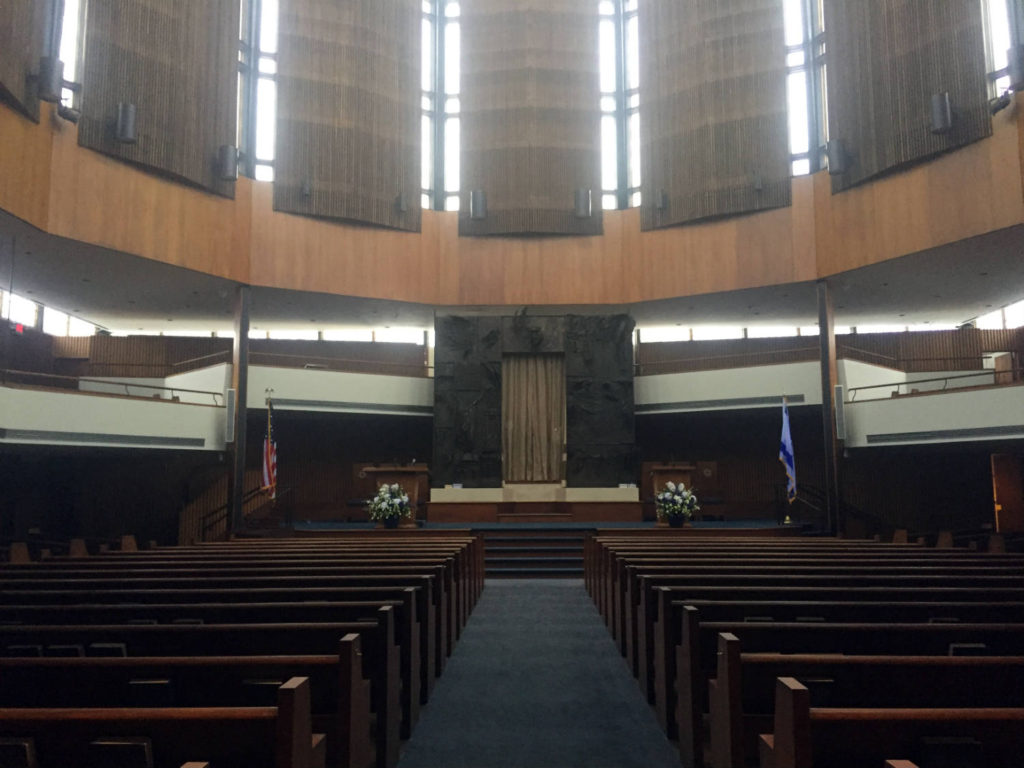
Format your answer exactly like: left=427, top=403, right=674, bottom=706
left=301, top=179, right=312, bottom=197
left=656, top=189, right=669, bottom=210
left=825, top=139, right=847, bottom=175
left=833, top=384, right=846, bottom=441
left=115, top=102, right=137, bottom=144
left=470, top=189, right=487, bottom=219
left=217, top=145, right=238, bottom=181
left=930, top=92, right=952, bottom=134
left=574, top=188, right=592, bottom=218
left=395, top=192, right=408, bottom=213
left=37, top=56, right=63, bottom=102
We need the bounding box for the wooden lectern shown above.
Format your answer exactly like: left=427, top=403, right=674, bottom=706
left=363, top=465, right=430, bottom=526
left=649, top=463, right=696, bottom=499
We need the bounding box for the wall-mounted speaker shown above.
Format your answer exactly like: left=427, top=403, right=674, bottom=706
left=395, top=193, right=408, bottom=213
left=301, top=179, right=312, bottom=197
left=656, top=189, right=669, bottom=210
left=574, top=188, right=592, bottom=218
left=115, top=102, right=137, bottom=144
left=833, top=384, right=846, bottom=442
left=929, top=92, right=952, bottom=134
left=225, top=388, right=237, bottom=444
left=37, top=56, right=63, bottom=103
left=217, top=145, right=238, bottom=181
left=470, top=189, right=487, bottom=220
left=825, top=139, right=847, bottom=175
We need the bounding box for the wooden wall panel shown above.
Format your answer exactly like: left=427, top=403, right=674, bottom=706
left=824, top=0, right=991, bottom=193
left=78, top=0, right=238, bottom=197
left=0, top=0, right=47, bottom=120
left=460, top=0, right=602, bottom=236
left=275, top=0, right=420, bottom=231
left=0, top=99, right=53, bottom=228
left=814, top=109, right=1024, bottom=277
left=47, top=127, right=251, bottom=283
left=640, top=0, right=790, bottom=229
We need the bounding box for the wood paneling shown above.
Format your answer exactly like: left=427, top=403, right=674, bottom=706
left=637, top=337, right=818, bottom=375
left=0, top=0, right=47, bottom=120
left=275, top=0, right=420, bottom=231
left=641, top=0, right=790, bottom=228
left=824, top=0, right=991, bottom=193
left=47, top=125, right=251, bottom=283
left=814, top=110, right=1024, bottom=277
left=460, top=0, right=602, bottom=236
left=78, top=0, right=238, bottom=197
left=0, top=99, right=53, bottom=228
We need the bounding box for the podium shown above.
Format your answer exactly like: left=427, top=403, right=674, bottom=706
left=649, top=463, right=696, bottom=499
left=363, top=465, right=430, bottom=526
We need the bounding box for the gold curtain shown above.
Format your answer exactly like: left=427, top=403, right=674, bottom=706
left=640, top=0, right=790, bottom=230
left=0, top=0, right=47, bottom=120
left=825, top=0, right=991, bottom=193
left=275, top=0, right=420, bottom=231
left=502, top=354, right=566, bottom=483
left=78, top=0, right=239, bottom=197
left=460, top=0, right=602, bottom=236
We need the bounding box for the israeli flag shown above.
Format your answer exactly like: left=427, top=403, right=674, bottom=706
left=779, top=398, right=796, bottom=503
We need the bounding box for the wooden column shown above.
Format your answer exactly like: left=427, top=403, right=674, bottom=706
left=817, top=280, right=841, bottom=535
left=228, top=285, right=250, bottom=534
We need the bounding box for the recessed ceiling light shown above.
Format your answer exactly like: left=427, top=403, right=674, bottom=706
left=899, top=313, right=905, bottom=317
left=26, top=290, right=33, bottom=294
left=81, top=277, right=90, bottom=283
left=979, top=272, right=988, bottom=276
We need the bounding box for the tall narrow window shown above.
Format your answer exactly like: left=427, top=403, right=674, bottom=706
left=443, top=1, right=461, bottom=211
left=783, top=0, right=824, bottom=176
left=59, top=0, right=85, bottom=108
left=422, top=1, right=437, bottom=209
left=598, top=0, right=639, bottom=210
left=255, top=0, right=278, bottom=181
left=983, top=0, right=1013, bottom=95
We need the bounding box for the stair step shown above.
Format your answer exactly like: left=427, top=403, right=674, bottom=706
left=487, top=567, right=583, bottom=578
left=485, top=546, right=582, bottom=555
left=486, top=556, right=582, bottom=567
left=482, top=536, right=585, bottom=543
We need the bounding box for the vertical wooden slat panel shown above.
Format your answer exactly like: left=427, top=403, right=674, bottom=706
left=640, top=0, right=790, bottom=230
left=275, top=0, right=420, bottom=232
left=825, top=0, right=991, bottom=193
left=78, top=0, right=239, bottom=197
left=0, top=0, right=47, bottom=121
left=459, top=0, right=602, bottom=236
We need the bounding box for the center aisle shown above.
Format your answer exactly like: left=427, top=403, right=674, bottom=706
left=397, top=579, right=680, bottom=768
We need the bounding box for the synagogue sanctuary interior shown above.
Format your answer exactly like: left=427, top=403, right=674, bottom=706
left=1, top=0, right=1024, bottom=549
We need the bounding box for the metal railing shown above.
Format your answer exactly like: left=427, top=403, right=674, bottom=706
left=1, top=369, right=224, bottom=406
left=847, top=369, right=1023, bottom=402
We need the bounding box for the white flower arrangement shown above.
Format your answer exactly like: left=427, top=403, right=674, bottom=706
left=655, top=480, right=700, bottom=521
left=367, top=483, right=412, bottom=521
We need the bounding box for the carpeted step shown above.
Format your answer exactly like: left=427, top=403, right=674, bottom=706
left=485, top=557, right=583, bottom=569
left=486, top=567, right=583, bottom=578
left=485, top=546, right=582, bottom=557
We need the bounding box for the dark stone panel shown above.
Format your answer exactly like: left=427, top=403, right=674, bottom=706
left=565, top=314, right=635, bottom=378
left=566, top=444, right=638, bottom=487
left=500, top=315, right=566, bottom=354
left=434, top=316, right=479, bottom=365
left=476, top=317, right=503, bottom=362
left=565, top=378, right=635, bottom=445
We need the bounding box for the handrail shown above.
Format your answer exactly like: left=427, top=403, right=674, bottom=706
left=847, top=369, right=1023, bottom=402
left=249, top=350, right=432, bottom=375
left=170, top=350, right=231, bottom=370
left=635, top=345, right=819, bottom=373
left=0, top=368, right=224, bottom=406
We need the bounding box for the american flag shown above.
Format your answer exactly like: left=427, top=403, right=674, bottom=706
left=261, top=401, right=277, bottom=499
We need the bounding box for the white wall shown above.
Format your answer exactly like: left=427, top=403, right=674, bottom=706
left=0, top=385, right=226, bottom=450
left=635, top=361, right=822, bottom=413
left=248, top=366, right=433, bottom=416
left=844, top=384, right=1024, bottom=447
left=82, top=365, right=230, bottom=406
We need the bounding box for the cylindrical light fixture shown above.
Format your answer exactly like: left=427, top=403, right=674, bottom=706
left=470, top=189, right=487, bottom=220
left=217, top=145, right=238, bottom=180
left=395, top=193, right=408, bottom=213
left=825, top=139, right=847, bottom=175
left=37, top=56, right=64, bottom=103
left=1009, top=46, right=1024, bottom=90
left=115, top=102, right=137, bottom=144
left=574, top=188, right=592, bottom=219
left=929, top=92, right=952, bottom=134
left=656, top=190, right=669, bottom=210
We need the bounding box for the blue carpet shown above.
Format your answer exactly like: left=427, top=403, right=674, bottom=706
left=293, top=520, right=785, bottom=530
left=396, top=579, right=680, bottom=768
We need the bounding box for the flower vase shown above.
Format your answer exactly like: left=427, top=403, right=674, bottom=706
left=667, top=515, right=685, bottom=528
left=383, top=516, right=400, bottom=529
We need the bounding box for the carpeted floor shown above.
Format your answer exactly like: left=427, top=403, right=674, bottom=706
left=396, top=579, right=680, bottom=768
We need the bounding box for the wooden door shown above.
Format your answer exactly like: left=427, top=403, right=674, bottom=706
left=991, top=454, right=1024, bottom=532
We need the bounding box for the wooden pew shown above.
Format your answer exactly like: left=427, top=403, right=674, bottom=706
left=759, top=676, right=1024, bottom=768
left=0, top=676, right=326, bottom=768
left=0, top=597, right=421, bottom=739
left=651, top=589, right=1024, bottom=741
left=710, top=633, right=1024, bottom=768
left=0, top=636, right=373, bottom=768
left=0, top=616, right=401, bottom=768
left=0, top=583, right=437, bottom=702
left=674, top=612, right=1024, bottom=768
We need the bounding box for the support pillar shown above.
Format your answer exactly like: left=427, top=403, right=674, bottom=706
left=227, top=285, right=250, bottom=534
left=817, top=280, right=842, bottom=535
